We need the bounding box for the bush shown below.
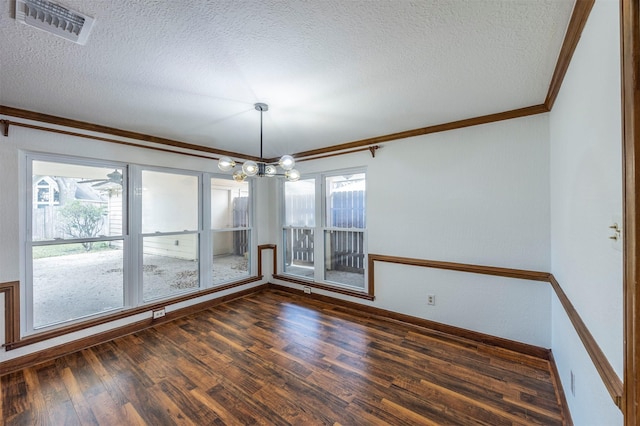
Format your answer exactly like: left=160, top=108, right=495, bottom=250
left=59, top=201, right=106, bottom=251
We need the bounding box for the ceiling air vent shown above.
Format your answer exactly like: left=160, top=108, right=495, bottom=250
left=15, top=0, right=95, bottom=45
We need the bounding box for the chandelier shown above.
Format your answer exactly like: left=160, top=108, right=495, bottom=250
left=218, top=103, right=300, bottom=182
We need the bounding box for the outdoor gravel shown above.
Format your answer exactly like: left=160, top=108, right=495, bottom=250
left=32, top=249, right=248, bottom=328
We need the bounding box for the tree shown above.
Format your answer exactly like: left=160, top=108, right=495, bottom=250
left=59, top=201, right=106, bottom=251
left=52, top=176, right=78, bottom=205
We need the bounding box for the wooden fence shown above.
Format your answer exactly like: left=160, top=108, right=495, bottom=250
left=32, top=202, right=108, bottom=241
left=285, top=190, right=365, bottom=272
left=330, top=190, right=365, bottom=228
left=328, top=230, right=365, bottom=272
left=233, top=197, right=249, bottom=255
left=286, top=228, right=315, bottom=266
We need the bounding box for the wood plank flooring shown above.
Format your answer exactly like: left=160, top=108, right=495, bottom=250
left=1, top=288, right=568, bottom=425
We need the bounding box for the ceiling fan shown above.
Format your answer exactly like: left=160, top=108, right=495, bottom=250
left=79, top=169, right=123, bottom=187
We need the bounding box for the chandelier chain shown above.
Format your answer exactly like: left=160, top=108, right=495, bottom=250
left=216, top=102, right=299, bottom=182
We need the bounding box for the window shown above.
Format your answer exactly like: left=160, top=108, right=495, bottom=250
left=281, top=170, right=367, bottom=291
left=283, top=178, right=316, bottom=280
left=140, top=169, right=200, bottom=301
left=324, top=173, right=366, bottom=288
left=28, top=158, right=126, bottom=330
left=211, top=177, right=251, bottom=285
left=24, top=154, right=254, bottom=335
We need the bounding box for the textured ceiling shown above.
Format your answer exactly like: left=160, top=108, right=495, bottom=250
left=0, top=0, right=575, bottom=159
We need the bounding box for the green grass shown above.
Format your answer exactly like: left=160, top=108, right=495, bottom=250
left=33, top=242, right=115, bottom=259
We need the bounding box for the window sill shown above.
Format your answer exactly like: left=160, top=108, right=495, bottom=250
left=272, top=274, right=374, bottom=301
left=5, top=275, right=263, bottom=351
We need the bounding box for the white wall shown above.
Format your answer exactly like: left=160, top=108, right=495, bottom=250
left=274, top=113, right=552, bottom=347
left=255, top=177, right=278, bottom=246
left=549, top=0, right=623, bottom=424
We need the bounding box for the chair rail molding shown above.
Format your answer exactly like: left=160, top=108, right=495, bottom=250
left=367, top=253, right=622, bottom=409
left=0, top=281, right=19, bottom=347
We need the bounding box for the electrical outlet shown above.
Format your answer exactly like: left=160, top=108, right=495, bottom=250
left=427, top=294, right=436, bottom=305
left=303, top=286, right=312, bottom=294
left=570, top=370, right=575, bottom=396
left=152, top=308, right=166, bottom=319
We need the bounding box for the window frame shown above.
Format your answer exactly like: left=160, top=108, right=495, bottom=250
left=24, top=153, right=129, bottom=333
left=282, top=177, right=317, bottom=280
left=321, top=170, right=367, bottom=290
left=279, top=167, right=369, bottom=296
left=134, top=165, right=203, bottom=304
left=209, top=175, right=253, bottom=286
left=21, top=153, right=256, bottom=337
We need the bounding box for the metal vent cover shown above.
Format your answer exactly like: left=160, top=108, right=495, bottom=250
left=15, top=0, right=95, bottom=45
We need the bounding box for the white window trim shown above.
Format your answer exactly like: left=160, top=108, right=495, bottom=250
left=279, top=167, right=368, bottom=292
left=134, top=165, right=203, bottom=304
left=23, top=152, right=129, bottom=334
left=209, top=173, right=254, bottom=286
left=21, top=154, right=254, bottom=336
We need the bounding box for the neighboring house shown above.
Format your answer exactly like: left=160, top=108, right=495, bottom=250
left=32, top=176, right=111, bottom=240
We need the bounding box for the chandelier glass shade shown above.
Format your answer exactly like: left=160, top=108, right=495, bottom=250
left=218, top=103, right=300, bottom=182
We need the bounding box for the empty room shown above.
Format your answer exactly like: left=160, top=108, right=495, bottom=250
left=1, top=0, right=638, bottom=425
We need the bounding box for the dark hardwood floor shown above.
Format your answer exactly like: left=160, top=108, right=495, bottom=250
left=1, top=288, right=567, bottom=425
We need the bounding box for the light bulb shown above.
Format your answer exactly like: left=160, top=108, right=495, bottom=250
left=264, top=165, right=277, bottom=177
left=279, top=155, right=295, bottom=171
left=242, top=161, right=258, bottom=176
left=218, top=156, right=236, bottom=171
left=233, top=170, right=246, bottom=182
left=285, top=169, right=301, bottom=182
